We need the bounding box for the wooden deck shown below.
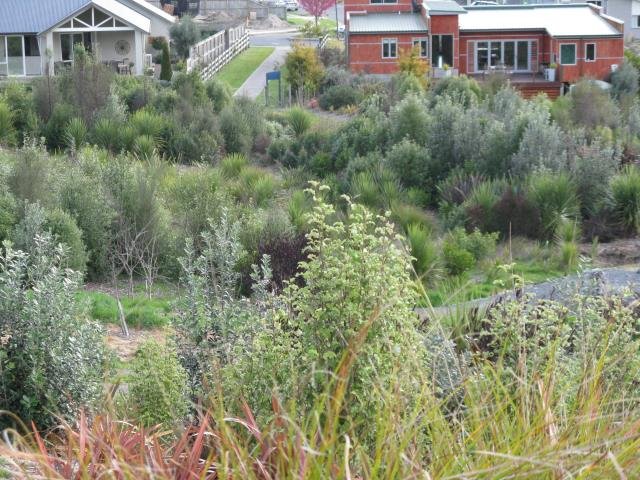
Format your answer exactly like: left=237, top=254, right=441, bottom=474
left=472, top=72, right=564, bottom=99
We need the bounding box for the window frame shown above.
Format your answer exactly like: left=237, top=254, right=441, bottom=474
left=585, top=42, right=596, bottom=62
left=559, top=43, right=577, bottom=66
left=412, top=37, right=428, bottom=58
left=381, top=38, right=398, bottom=59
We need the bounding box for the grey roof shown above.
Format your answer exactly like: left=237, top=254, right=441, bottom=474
left=461, top=4, right=623, bottom=37
left=424, top=1, right=467, bottom=15
left=0, top=0, right=91, bottom=34
left=349, top=13, right=428, bottom=33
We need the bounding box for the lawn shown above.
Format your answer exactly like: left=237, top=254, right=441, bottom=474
left=288, top=15, right=338, bottom=31
left=216, top=47, right=275, bottom=92
left=77, top=290, right=174, bottom=329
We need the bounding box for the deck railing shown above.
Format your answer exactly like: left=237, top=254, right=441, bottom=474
left=186, top=24, right=249, bottom=81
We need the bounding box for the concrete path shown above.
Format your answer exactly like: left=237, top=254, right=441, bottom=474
left=235, top=46, right=290, bottom=100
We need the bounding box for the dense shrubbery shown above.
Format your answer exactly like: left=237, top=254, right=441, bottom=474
left=4, top=45, right=640, bottom=477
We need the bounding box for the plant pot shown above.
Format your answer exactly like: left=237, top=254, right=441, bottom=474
left=545, top=68, right=556, bottom=82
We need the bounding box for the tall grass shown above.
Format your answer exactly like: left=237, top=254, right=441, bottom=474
left=287, top=107, right=313, bottom=137
left=220, top=153, right=248, bottom=179
left=64, top=117, right=88, bottom=150
left=527, top=172, right=580, bottom=238
left=0, top=100, right=17, bottom=147
left=406, top=223, right=441, bottom=283
left=610, top=165, right=640, bottom=233
left=5, top=307, right=640, bottom=479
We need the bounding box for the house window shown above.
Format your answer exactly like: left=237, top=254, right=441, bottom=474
left=371, top=0, right=398, bottom=3
left=413, top=38, right=428, bottom=58
left=382, top=38, right=397, bottom=59
left=475, top=40, right=531, bottom=72
left=586, top=0, right=602, bottom=6
left=432, top=34, right=453, bottom=68
left=560, top=43, right=576, bottom=65
left=585, top=43, right=596, bottom=62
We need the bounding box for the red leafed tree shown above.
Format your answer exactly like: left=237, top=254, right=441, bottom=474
left=299, top=0, right=337, bottom=27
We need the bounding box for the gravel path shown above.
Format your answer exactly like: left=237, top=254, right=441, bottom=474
left=418, top=266, right=640, bottom=320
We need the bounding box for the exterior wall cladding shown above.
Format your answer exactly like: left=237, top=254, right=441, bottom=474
left=345, top=1, right=625, bottom=84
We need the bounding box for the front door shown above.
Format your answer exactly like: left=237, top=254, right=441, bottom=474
left=432, top=35, right=453, bottom=68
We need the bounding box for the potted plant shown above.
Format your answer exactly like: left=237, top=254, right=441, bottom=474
left=443, top=63, right=452, bottom=77
left=546, top=62, right=557, bottom=82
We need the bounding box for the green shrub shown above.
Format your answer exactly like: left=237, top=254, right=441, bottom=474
left=0, top=100, right=16, bottom=147
left=220, top=153, right=248, bottom=178
left=385, top=139, right=431, bottom=190
left=319, top=84, right=362, bottom=111
left=42, top=103, right=75, bottom=151
left=442, top=240, right=475, bottom=276
left=390, top=93, right=430, bottom=144
left=287, top=107, right=313, bottom=137
left=288, top=189, right=313, bottom=232
left=58, top=157, right=114, bottom=279
left=527, top=172, right=580, bottom=238
left=442, top=227, right=498, bottom=276
left=128, top=340, right=189, bottom=428
left=129, top=109, right=165, bottom=140
left=92, top=117, right=125, bottom=152
left=610, top=165, right=640, bottom=233
left=160, top=41, right=172, bottom=82
left=226, top=188, right=425, bottom=432
left=170, top=16, right=200, bottom=59
left=406, top=223, right=441, bottom=282
left=391, top=201, right=435, bottom=232
left=46, top=208, right=89, bottom=273
left=0, top=192, right=16, bottom=244
left=220, top=106, right=251, bottom=155
left=64, top=117, right=88, bottom=150
left=233, top=167, right=279, bottom=207
left=0, top=234, right=105, bottom=429
left=133, top=135, right=156, bottom=160
left=205, top=78, right=232, bottom=113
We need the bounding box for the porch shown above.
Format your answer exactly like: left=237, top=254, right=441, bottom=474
left=0, top=5, right=149, bottom=77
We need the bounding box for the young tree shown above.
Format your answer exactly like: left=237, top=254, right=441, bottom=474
left=299, top=0, right=336, bottom=27
left=170, top=16, right=200, bottom=59
left=160, top=39, right=173, bottom=81
left=284, top=45, right=324, bottom=103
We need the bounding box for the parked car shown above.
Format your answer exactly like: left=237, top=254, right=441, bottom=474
left=286, top=0, right=299, bottom=11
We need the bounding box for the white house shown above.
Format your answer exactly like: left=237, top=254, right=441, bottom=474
left=0, top=0, right=175, bottom=77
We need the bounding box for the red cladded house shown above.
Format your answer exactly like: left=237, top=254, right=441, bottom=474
left=345, top=0, right=625, bottom=97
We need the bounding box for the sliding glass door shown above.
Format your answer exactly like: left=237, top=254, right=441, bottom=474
left=0, top=36, right=6, bottom=76
left=475, top=40, right=531, bottom=72
left=61, top=33, right=92, bottom=64
left=7, top=36, right=24, bottom=76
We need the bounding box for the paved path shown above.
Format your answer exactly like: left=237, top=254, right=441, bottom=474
left=235, top=46, right=289, bottom=100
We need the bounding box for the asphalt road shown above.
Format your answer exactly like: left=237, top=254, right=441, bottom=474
left=250, top=33, right=298, bottom=47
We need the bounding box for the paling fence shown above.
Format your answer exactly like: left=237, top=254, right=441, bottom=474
left=186, top=24, right=249, bottom=81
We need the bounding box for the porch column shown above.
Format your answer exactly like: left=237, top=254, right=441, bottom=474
left=134, top=30, right=144, bottom=75
left=45, top=31, right=54, bottom=75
